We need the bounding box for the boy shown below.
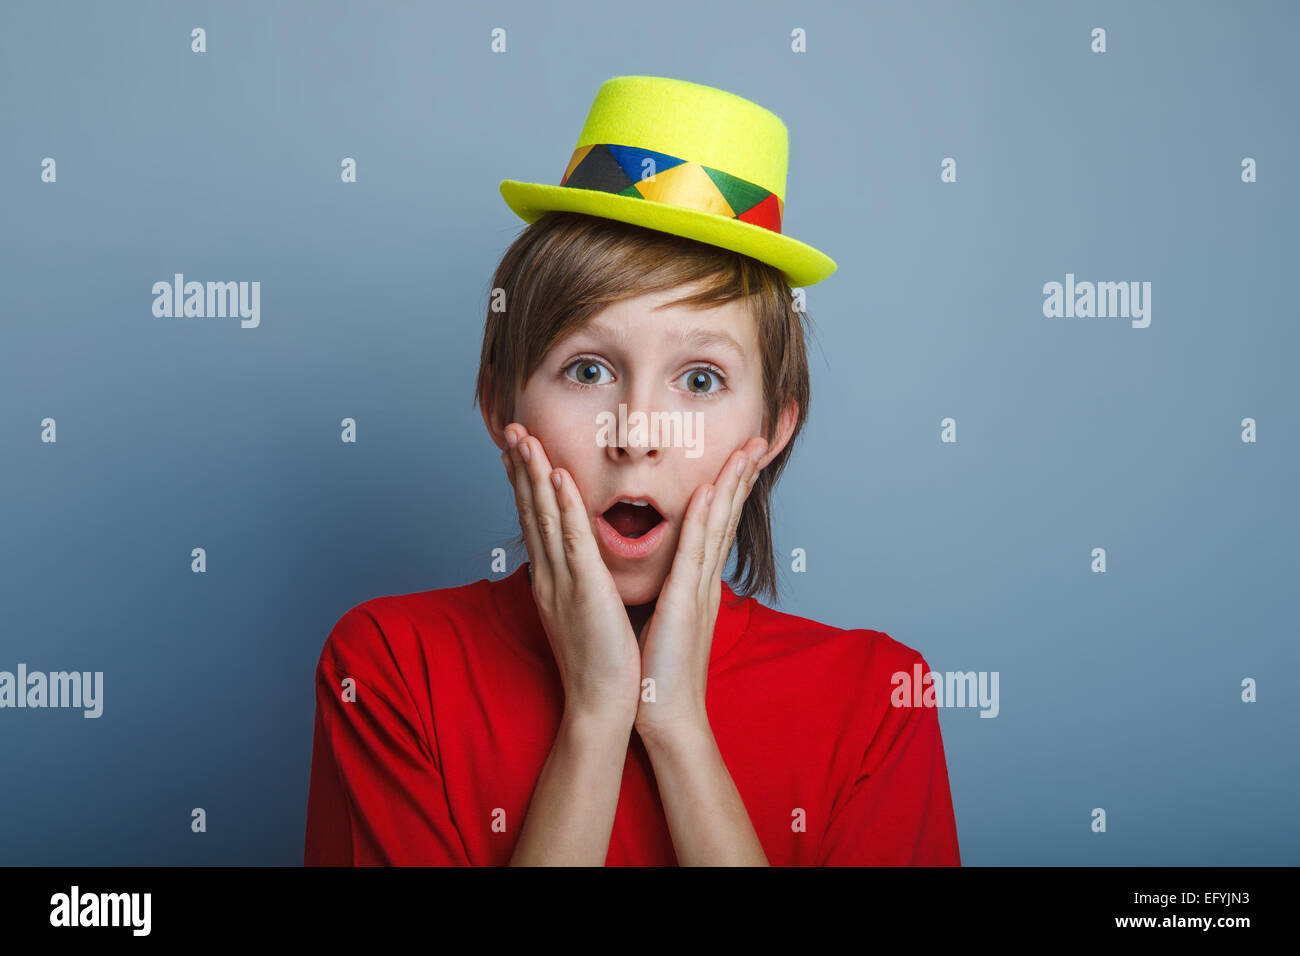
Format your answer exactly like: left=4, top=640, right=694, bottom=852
left=304, top=76, right=960, bottom=866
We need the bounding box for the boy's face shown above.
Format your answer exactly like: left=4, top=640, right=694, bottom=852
left=488, top=284, right=795, bottom=606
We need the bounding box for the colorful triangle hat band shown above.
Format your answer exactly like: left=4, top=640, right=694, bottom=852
left=499, top=75, right=837, bottom=287
left=559, top=143, right=785, bottom=234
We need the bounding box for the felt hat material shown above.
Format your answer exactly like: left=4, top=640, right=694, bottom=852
left=500, top=75, right=837, bottom=287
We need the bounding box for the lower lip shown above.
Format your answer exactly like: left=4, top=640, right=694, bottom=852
left=595, top=512, right=669, bottom=560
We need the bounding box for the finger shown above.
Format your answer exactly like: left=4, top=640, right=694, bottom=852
left=696, top=447, right=748, bottom=590
left=514, top=430, right=574, bottom=591
left=549, top=466, right=605, bottom=579
left=505, top=424, right=552, bottom=592
left=705, top=445, right=759, bottom=588
left=716, top=444, right=761, bottom=584
left=665, top=481, right=713, bottom=593
left=747, top=438, right=769, bottom=488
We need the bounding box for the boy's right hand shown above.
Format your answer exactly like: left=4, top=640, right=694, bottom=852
left=501, top=423, right=642, bottom=727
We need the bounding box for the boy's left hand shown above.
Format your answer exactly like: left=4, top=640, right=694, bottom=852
left=633, top=436, right=768, bottom=745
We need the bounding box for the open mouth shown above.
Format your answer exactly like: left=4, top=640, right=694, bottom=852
left=600, top=501, right=665, bottom=540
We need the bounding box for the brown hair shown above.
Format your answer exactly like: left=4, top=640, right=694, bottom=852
left=472, top=211, right=819, bottom=605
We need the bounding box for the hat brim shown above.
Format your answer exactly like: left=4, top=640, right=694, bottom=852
left=499, top=180, right=837, bottom=288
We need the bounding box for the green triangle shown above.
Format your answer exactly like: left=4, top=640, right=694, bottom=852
left=702, top=166, right=769, bottom=215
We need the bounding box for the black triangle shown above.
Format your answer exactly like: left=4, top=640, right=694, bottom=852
left=564, top=145, right=635, bottom=192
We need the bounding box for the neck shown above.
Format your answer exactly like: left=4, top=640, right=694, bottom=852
left=627, top=600, right=656, bottom=646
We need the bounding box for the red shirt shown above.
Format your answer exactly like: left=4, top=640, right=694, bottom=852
left=303, top=561, right=961, bottom=866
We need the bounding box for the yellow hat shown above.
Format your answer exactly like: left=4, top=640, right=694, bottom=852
left=500, top=75, right=837, bottom=287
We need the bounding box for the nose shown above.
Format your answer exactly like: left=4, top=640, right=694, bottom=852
left=603, top=387, right=664, bottom=462
left=612, top=440, right=659, bottom=462
left=605, top=416, right=661, bottom=461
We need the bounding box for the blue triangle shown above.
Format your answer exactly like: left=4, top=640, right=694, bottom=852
left=605, top=144, right=686, bottom=184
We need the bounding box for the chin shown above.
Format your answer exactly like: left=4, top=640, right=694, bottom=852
left=608, top=567, right=665, bottom=607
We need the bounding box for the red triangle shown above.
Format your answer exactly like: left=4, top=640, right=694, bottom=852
left=736, top=193, right=782, bottom=233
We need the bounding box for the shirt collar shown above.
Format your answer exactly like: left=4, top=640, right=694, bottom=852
left=494, top=561, right=753, bottom=669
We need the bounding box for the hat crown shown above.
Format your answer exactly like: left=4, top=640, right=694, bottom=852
left=499, top=74, right=836, bottom=286
left=573, top=76, right=789, bottom=202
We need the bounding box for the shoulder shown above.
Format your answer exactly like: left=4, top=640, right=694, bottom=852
left=747, top=599, right=929, bottom=675
left=316, top=576, right=492, bottom=679
left=740, top=601, right=938, bottom=739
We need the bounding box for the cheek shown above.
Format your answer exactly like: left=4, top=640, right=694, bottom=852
left=531, top=431, right=603, bottom=499
left=699, top=418, right=755, bottom=467
left=525, top=390, right=607, bottom=442
left=517, top=396, right=598, bottom=458
left=679, top=456, right=729, bottom=502
left=700, top=399, right=760, bottom=442
left=540, top=433, right=593, bottom=470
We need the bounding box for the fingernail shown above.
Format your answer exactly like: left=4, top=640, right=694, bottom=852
left=706, top=487, right=715, bottom=505
left=506, top=429, right=518, bottom=449
left=551, top=470, right=562, bottom=490
left=520, top=441, right=531, bottom=463
left=736, top=458, right=745, bottom=477
left=752, top=441, right=768, bottom=464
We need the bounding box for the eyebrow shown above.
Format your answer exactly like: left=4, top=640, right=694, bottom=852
left=580, top=321, right=745, bottom=360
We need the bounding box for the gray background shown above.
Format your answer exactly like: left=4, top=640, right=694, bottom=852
left=1, top=0, right=1296, bottom=865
